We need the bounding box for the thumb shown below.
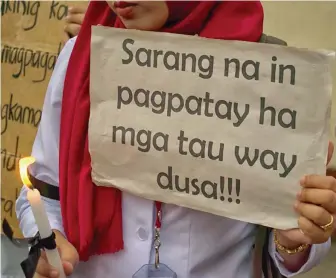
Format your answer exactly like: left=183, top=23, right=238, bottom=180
left=54, top=231, right=79, bottom=275
left=327, top=141, right=334, bottom=166
left=58, top=241, right=79, bottom=276
left=59, top=242, right=79, bottom=266
left=62, top=261, right=75, bottom=276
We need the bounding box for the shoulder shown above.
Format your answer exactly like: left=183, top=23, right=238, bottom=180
left=64, top=36, right=78, bottom=51
left=57, top=36, right=78, bottom=67
left=46, top=36, right=78, bottom=104
left=49, top=36, right=78, bottom=82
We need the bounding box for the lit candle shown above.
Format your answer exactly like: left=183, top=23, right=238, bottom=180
left=19, top=157, right=66, bottom=278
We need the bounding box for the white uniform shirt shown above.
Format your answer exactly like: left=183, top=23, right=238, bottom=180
left=16, top=37, right=330, bottom=278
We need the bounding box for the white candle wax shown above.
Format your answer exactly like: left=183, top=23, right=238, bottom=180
left=27, top=188, right=66, bottom=278
left=27, top=189, right=53, bottom=239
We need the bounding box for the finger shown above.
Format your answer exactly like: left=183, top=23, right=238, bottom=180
left=68, top=5, right=87, bottom=14
left=298, top=188, right=336, bottom=213
left=327, top=141, right=334, bottom=166
left=295, top=201, right=331, bottom=226
left=61, top=248, right=79, bottom=268
left=300, top=175, right=336, bottom=191
left=63, top=261, right=74, bottom=276
left=326, top=168, right=336, bottom=178
left=298, top=216, right=330, bottom=244
left=65, top=13, right=85, bottom=25
left=36, top=256, right=58, bottom=277
left=59, top=244, right=79, bottom=272
left=277, top=228, right=312, bottom=246
left=64, top=24, right=81, bottom=37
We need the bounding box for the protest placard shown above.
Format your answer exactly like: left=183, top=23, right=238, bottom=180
left=1, top=0, right=88, bottom=238
left=93, top=26, right=333, bottom=229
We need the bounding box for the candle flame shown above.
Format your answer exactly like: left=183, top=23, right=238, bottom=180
left=19, top=157, right=36, bottom=189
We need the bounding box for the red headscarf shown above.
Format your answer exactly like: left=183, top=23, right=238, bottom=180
left=60, top=1, right=263, bottom=261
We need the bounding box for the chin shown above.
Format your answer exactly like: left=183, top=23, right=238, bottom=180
left=121, top=19, right=163, bottom=31
left=119, top=19, right=141, bottom=30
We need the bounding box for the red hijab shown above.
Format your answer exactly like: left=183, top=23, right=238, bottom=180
left=60, top=1, right=263, bottom=261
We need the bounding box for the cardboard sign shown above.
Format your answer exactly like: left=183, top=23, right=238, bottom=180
left=89, top=26, right=334, bottom=229
left=1, top=0, right=88, bottom=238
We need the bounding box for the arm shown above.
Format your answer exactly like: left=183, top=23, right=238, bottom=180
left=269, top=144, right=335, bottom=276
left=268, top=230, right=330, bottom=277
left=16, top=37, right=77, bottom=238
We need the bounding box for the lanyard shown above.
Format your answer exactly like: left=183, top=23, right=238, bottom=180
left=133, top=201, right=177, bottom=277
left=154, top=201, right=162, bottom=268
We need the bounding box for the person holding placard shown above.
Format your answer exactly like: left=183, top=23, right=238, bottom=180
left=16, top=1, right=336, bottom=278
